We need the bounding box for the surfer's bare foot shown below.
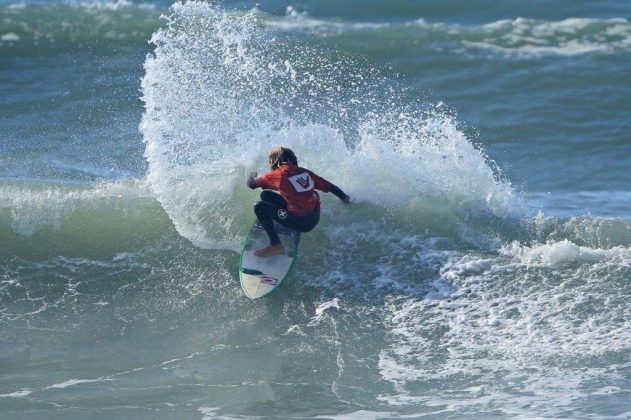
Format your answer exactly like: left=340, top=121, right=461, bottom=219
left=255, top=244, right=285, bottom=257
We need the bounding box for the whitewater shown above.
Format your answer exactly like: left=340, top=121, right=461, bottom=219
left=1, top=0, right=630, bottom=418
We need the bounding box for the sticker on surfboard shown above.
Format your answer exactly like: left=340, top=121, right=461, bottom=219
left=238, top=221, right=300, bottom=299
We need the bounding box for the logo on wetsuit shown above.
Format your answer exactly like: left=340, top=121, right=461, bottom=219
left=277, top=209, right=288, bottom=219
left=289, top=172, right=314, bottom=192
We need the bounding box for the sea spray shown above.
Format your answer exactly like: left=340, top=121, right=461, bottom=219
left=140, top=1, right=518, bottom=250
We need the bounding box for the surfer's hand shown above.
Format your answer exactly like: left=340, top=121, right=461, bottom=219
left=329, top=184, right=350, bottom=203
left=247, top=172, right=258, bottom=189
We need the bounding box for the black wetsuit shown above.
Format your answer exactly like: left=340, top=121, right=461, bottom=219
left=253, top=190, right=320, bottom=245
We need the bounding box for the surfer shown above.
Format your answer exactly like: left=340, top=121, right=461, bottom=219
left=247, top=146, right=350, bottom=257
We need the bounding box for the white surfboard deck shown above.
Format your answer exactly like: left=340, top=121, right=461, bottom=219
left=239, top=221, right=300, bottom=300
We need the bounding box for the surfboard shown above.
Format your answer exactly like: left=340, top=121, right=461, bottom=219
left=239, top=221, right=300, bottom=299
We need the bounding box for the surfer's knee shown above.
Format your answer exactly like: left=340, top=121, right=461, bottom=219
left=254, top=201, right=270, bottom=218
left=254, top=201, right=264, bottom=216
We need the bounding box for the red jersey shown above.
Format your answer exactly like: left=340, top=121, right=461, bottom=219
left=255, top=163, right=333, bottom=216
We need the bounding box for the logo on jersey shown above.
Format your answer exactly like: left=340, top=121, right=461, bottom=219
left=277, top=209, right=288, bottom=219
left=289, top=172, right=314, bottom=192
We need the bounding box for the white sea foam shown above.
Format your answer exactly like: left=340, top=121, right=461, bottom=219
left=7, top=2, right=25, bottom=9
left=264, top=7, right=390, bottom=34
left=199, top=406, right=220, bottom=420
left=0, top=389, right=32, bottom=398
left=315, top=410, right=429, bottom=419
left=307, top=298, right=341, bottom=326
left=46, top=378, right=112, bottom=389
left=500, top=239, right=631, bottom=266
left=259, top=12, right=631, bottom=57
left=462, top=40, right=611, bottom=56
left=1, top=32, right=20, bottom=41
left=437, top=16, right=631, bottom=57
left=375, top=236, right=631, bottom=414
left=71, top=0, right=144, bottom=11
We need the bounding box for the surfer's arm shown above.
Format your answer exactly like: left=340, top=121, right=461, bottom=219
left=249, top=170, right=280, bottom=190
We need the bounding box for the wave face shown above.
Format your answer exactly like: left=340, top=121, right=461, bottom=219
left=2, top=1, right=631, bottom=418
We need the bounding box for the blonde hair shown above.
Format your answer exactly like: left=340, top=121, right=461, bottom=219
left=268, top=147, right=298, bottom=170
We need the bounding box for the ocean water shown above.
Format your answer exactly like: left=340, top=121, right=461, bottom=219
left=1, top=0, right=630, bottom=418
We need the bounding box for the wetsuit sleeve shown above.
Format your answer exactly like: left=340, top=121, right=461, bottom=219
left=309, top=170, right=333, bottom=192
left=255, top=171, right=280, bottom=190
